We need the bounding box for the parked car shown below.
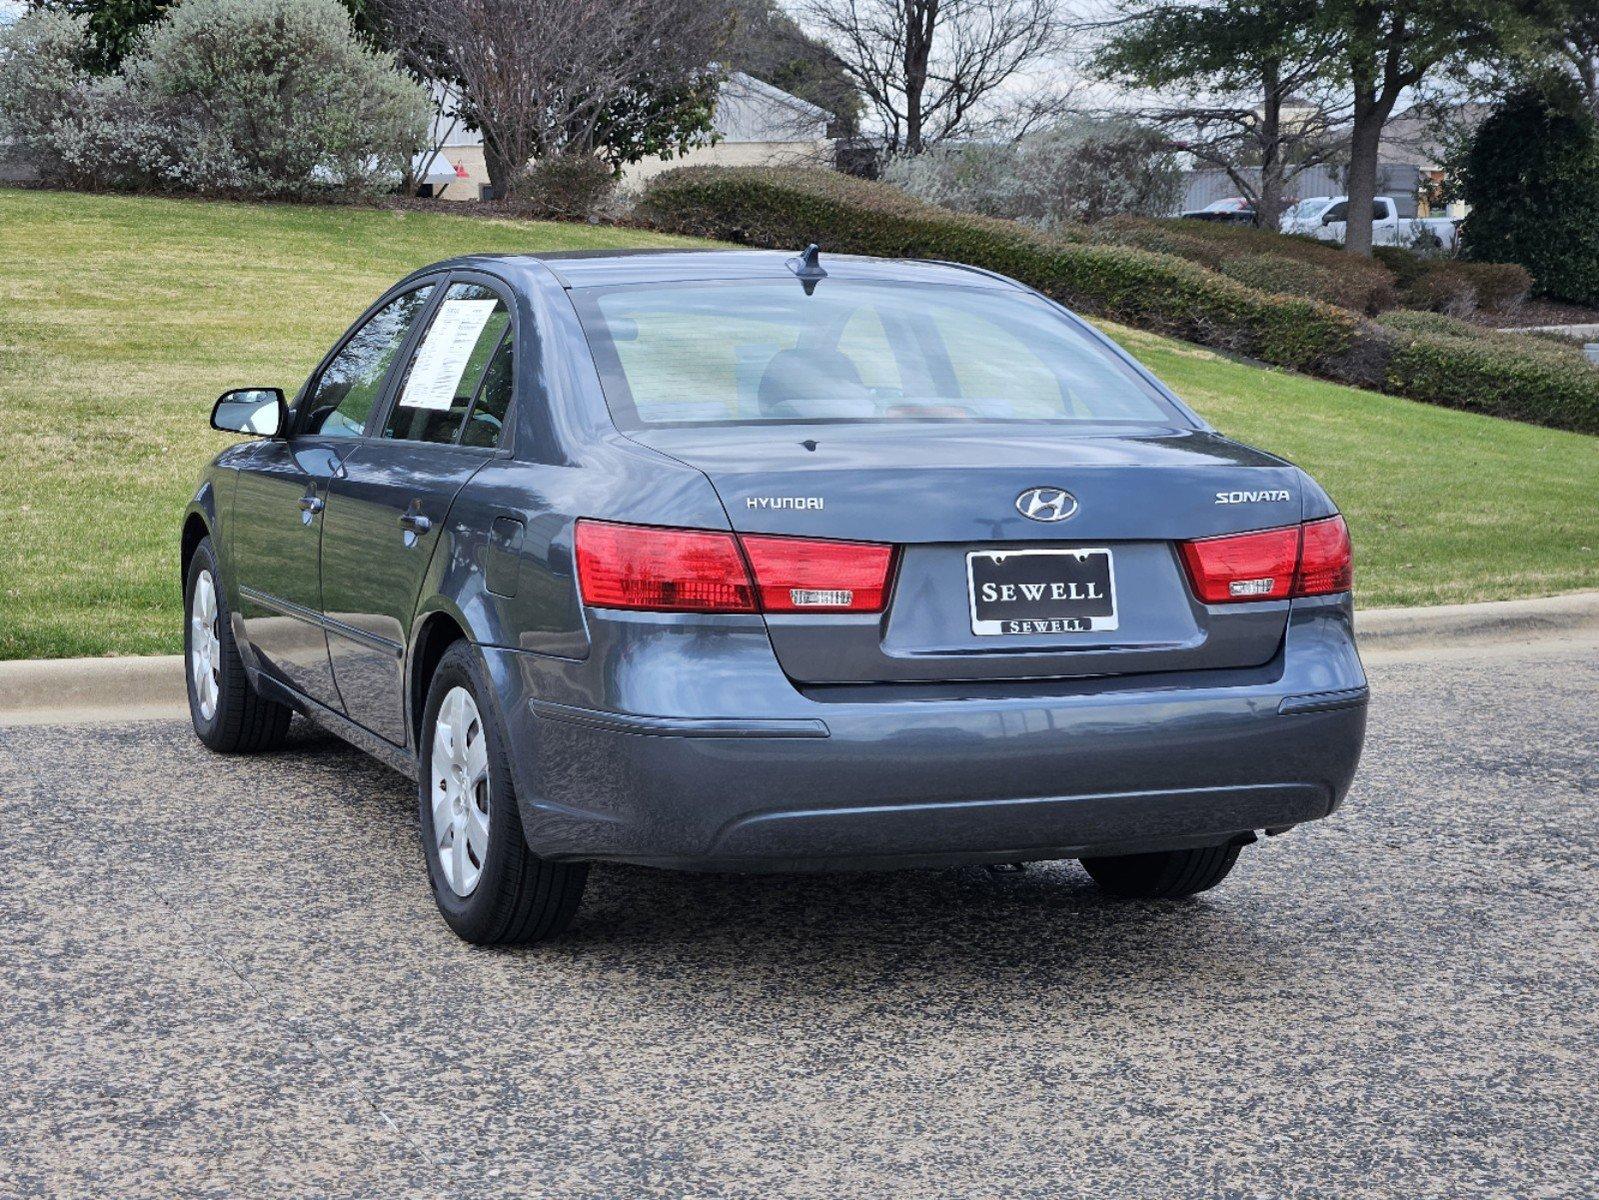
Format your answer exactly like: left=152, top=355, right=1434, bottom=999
left=1180, top=197, right=1258, bottom=225
left=1280, top=195, right=1457, bottom=250
left=183, top=248, right=1367, bottom=944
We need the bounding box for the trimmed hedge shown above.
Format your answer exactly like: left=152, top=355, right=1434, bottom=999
left=1380, top=311, right=1599, bottom=431
left=1088, top=216, right=1398, bottom=314
left=639, top=167, right=1599, bottom=435
left=1372, top=247, right=1532, bottom=316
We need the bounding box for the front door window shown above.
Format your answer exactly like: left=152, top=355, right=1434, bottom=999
left=302, top=285, right=436, bottom=437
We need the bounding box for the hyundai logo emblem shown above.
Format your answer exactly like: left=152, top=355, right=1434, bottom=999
left=1015, top=487, right=1077, bottom=522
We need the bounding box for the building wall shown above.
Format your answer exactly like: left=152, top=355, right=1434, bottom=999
left=619, top=139, right=832, bottom=190
left=429, top=145, right=490, bottom=202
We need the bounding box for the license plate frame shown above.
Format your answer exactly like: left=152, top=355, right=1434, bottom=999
left=965, top=548, right=1119, bottom=636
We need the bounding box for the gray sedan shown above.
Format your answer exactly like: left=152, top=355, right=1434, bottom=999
left=182, top=247, right=1366, bottom=943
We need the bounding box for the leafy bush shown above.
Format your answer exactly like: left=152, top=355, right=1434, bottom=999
left=1463, top=83, right=1599, bottom=305
left=1372, top=248, right=1532, bottom=316
left=1368, top=244, right=1528, bottom=316
left=1401, top=260, right=1480, bottom=316
left=0, top=10, right=97, bottom=182
left=125, top=0, right=429, bottom=199
left=519, top=153, right=617, bottom=220
left=640, top=166, right=1599, bottom=434
left=1090, top=217, right=1398, bottom=314
left=0, top=0, right=428, bottom=199
left=1456, top=261, right=1533, bottom=312
left=881, top=120, right=1182, bottom=229
left=1379, top=311, right=1599, bottom=432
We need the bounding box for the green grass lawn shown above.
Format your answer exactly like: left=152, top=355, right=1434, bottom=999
left=1, top=188, right=1595, bottom=660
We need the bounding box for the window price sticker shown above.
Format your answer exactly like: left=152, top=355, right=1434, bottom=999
left=399, top=298, right=499, bottom=410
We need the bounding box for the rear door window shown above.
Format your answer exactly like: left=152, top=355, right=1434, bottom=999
left=460, top=340, right=513, bottom=448
left=383, top=283, right=511, bottom=445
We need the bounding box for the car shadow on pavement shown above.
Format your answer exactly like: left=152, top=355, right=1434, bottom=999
left=238, top=719, right=1284, bottom=998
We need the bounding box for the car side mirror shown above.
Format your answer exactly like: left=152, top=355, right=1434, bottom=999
left=211, top=388, right=285, bottom=437
left=1321, top=213, right=1335, bottom=225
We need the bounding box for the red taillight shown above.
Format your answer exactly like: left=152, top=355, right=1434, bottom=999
left=740, top=534, right=894, bottom=613
left=1179, top=526, right=1300, bottom=603
left=1179, top=516, right=1352, bottom=603
left=575, top=521, right=895, bottom=614
left=575, top=520, right=756, bottom=613
left=1295, top=515, right=1353, bottom=596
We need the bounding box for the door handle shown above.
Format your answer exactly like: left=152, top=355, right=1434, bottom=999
left=298, top=494, right=324, bottom=524
left=399, top=512, right=431, bottom=535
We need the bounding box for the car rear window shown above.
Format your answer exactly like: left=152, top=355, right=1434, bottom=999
left=572, top=279, right=1180, bottom=429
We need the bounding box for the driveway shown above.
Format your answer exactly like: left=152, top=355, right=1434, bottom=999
left=1, top=636, right=1595, bottom=1199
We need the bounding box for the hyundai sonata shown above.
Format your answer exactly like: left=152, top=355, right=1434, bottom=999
left=182, top=247, right=1366, bottom=943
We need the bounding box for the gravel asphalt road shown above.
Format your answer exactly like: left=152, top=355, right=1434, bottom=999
left=1, top=636, right=1595, bottom=1199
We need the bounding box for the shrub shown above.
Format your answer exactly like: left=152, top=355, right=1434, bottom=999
left=123, top=0, right=430, bottom=199
left=640, top=166, right=1599, bottom=434
left=0, top=10, right=95, bottom=180
left=1372, top=245, right=1426, bottom=287
left=1379, top=311, right=1599, bottom=432
left=1372, top=248, right=1532, bottom=316
left=519, top=153, right=617, bottom=221
left=882, top=120, right=1183, bottom=229
left=1399, top=260, right=1479, bottom=317
left=1089, top=216, right=1397, bottom=313
left=1463, top=83, right=1599, bottom=305
left=1455, top=261, right=1532, bottom=313
left=0, top=0, right=429, bottom=200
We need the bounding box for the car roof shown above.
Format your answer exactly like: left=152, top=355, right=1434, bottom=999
left=429, top=248, right=1025, bottom=291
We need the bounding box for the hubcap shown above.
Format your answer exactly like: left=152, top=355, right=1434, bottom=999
left=430, top=686, right=490, bottom=897
left=189, top=570, right=221, bottom=721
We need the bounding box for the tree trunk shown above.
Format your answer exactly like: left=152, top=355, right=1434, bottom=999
left=902, top=0, right=936, bottom=154
left=1343, top=92, right=1390, bottom=257
left=1256, top=60, right=1285, bottom=231
left=482, top=128, right=519, bottom=200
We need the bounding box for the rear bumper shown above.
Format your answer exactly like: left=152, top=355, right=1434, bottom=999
left=486, top=597, right=1367, bottom=871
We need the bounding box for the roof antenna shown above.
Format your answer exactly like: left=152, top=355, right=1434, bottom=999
left=787, top=243, right=827, bottom=294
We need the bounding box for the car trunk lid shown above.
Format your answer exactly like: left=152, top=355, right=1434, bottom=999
left=626, top=423, right=1305, bottom=684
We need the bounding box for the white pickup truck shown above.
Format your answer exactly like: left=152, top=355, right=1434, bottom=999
left=1280, top=196, right=1458, bottom=251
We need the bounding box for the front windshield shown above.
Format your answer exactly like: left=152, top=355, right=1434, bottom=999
left=572, top=279, right=1182, bottom=429
left=1284, top=199, right=1329, bottom=219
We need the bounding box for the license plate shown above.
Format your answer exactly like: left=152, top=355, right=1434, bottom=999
left=966, top=548, right=1118, bottom=636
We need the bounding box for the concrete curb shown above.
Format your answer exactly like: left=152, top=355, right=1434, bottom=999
left=1355, top=590, right=1599, bottom=648
left=0, top=592, right=1595, bottom=723
left=0, top=654, right=186, bottom=723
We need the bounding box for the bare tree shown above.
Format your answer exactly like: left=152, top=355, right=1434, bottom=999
left=374, top=0, right=730, bottom=197
left=799, top=0, right=1072, bottom=154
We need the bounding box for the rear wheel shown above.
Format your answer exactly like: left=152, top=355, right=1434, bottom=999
left=418, top=641, right=587, bottom=944
left=1080, top=843, right=1242, bottom=899
left=185, top=537, right=292, bottom=753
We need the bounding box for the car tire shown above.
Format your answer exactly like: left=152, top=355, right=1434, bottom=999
left=418, top=640, right=587, bottom=945
left=185, top=536, right=293, bottom=753
left=1080, top=843, right=1242, bottom=899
